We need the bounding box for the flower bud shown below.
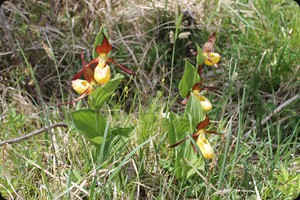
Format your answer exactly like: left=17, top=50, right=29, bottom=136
left=196, top=134, right=214, bottom=159
left=204, top=53, right=220, bottom=66
left=94, top=64, right=111, bottom=84
left=72, top=79, right=91, bottom=94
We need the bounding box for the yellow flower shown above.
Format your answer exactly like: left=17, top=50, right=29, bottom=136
left=169, top=115, right=216, bottom=160
left=72, top=35, right=135, bottom=83
left=193, top=90, right=212, bottom=112
left=71, top=53, right=98, bottom=101
left=71, top=79, right=92, bottom=94
left=202, top=32, right=220, bottom=67
left=94, top=59, right=111, bottom=85
left=203, top=52, right=220, bottom=66
left=196, top=132, right=214, bottom=159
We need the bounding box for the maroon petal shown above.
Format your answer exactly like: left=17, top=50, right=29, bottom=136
left=205, top=131, right=222, bottom=135
left=198, top=64, right=204, bottom=78
left=192, top=82, right=203, bottom=91
left=168, top=131, right=200, bottom=148
left=96, top=36, right=112, bottom=55
left=72, top=58, right=99, bottom=81
left=168, top=137, right=189, bottom=148
left=196, top=114, right=210, bottom=130
left=203, top=32, right=216, bottom=53
left=106, top=57, right=136, bottom=76
left=80, top=52, right=87, bottom=67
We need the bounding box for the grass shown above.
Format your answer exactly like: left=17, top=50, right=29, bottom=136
left=1, top=0, right=300, bottom=199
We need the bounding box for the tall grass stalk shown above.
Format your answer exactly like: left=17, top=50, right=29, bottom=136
left=17, top=40, right=63, bottom=189
left=218, top=117, right=232, bottom=191
left=166, top=13, right=182, bottom=112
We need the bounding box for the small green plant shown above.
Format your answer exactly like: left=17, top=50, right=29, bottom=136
left=273, top=164, right=300, bottom=199
left=167, top=31, right=222, bottom=180
left=71, top=26, right=136, bottom=165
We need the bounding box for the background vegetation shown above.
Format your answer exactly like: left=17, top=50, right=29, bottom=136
left=0, top=0, right=299, bottom=199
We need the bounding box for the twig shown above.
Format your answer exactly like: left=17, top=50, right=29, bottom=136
left=244, top=93, right=300, bottom=137
left=0, top=123, right=68, bottom=146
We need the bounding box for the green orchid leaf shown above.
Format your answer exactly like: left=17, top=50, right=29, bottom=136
left=178, top=59, right=201, bottom=98
left=93, top=25, right=109, bottom=59
left=169, top=113, right=199, bottom=180
left=186, top=157, right=205, bottom=179
left=184, top=93, right=206, bottom=129
left=168, top=113, right=190, bottom=145
left=71, top=109, right=106, bottom=145
left=110, top=126, right=135, bottom=138
left=168, top=113, right=177, bottom=145
left=89, top=73, right=124, bottom=109
left=196, top=44, right=205, bottom=67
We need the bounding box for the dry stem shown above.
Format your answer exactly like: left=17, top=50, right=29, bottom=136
left=0, top=123, right=68, bottom=146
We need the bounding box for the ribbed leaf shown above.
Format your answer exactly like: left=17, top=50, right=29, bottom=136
left=196, top=44, right=205, bottom=67
left=184, top=93, right=206, bottom=129
left=89, top=74, right=124, bottom=108
left=71, top=109, right=106, bottom=145
left=178, top=60, right=201, bottom=98
left=110, top=126, right=135, bottom=138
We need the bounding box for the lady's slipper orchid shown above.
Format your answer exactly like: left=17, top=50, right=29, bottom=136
left=71, top=53, right=98, bottom=101
left=94, top=59, right=111, bottom=84
left=168, top=115, right=216, bottom=159
left=181, top=82, right=217, bottom=108
left=202, top=32, right=220, bottom=67
left=204, top=53, right=220, bottom=66
left=72, top=79, right=92, bottom=94
left=72, top=36, right=136, bottom=82
left=192, top=90, right=212, bottom=112
left=196, top=130, right=214, bottom=159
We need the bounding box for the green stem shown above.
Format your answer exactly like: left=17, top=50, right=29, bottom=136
left=95, top=107, right=101, bottom=134
left=166, top=13, right=182, bottom=112
left=218, top=118, right=232, bottom=190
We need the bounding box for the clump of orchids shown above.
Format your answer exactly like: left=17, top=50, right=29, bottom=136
left=168, top=32, right=221, bottom=162
left=70, top=28, right=136, bottom=164
left=71, top=35, right=135, bottom=101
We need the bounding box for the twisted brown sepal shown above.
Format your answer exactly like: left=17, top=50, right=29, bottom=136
left=203, top=32, right=216, bottom=54
left=168, top=131, right=200, bottom=148
left=198, top=64, right=204, bottom=78
left=80, top=53, right=97, bottom=84
left=192, top=82, right=203, bottom=91
left=106, top=57, right=136, bottom=76
left=71, top=57, right=99, bottom=81
left=192, top=81, right=219, bottom=91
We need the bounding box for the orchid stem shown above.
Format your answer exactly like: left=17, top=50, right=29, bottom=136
left=166, top=13, right=182, bottom=112
left=95, top=107, right=101, bottom=134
